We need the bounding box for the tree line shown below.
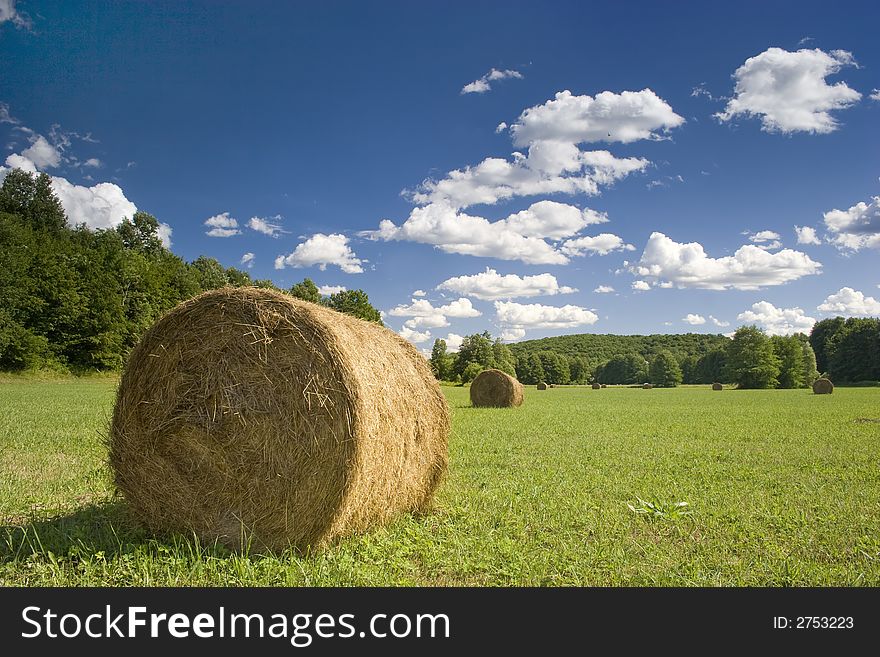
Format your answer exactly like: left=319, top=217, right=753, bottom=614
left=0, top=169, right=382, bottom=373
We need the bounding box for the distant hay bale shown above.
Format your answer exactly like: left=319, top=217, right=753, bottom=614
left=592, top=383, right=601, bottom=389
left=549, top=383, right=556, bottom=388
left=813, top=378, right=834, bottom=395
left=601, top=384, right=607, bottom=388
left=537, top=382, right=547, bottom=390
left=712, top=382, right=723, bottom=391
left=470, top=369, right=524, bottom=408
left=109, top=287, right=449, bottom=552
left=642, top=383, right=653, bottom=389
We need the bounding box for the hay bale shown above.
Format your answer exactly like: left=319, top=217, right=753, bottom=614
left=109, top=287, right=449, bottom=552
left=591, top=383, right=601, bottom=389
left=601, top=384, right=607, bottom=388
left=549, top=383, right=556, bottom=388
left=537, top=382, right=547, bottom=390
left=813, top=377, right=834, bottom=395
left=712, top=382, right=723, bottom=391
left=470, top=369, right=524, bottom=408
left=642, top=382, right=653, bottom=389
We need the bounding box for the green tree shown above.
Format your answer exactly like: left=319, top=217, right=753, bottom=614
left=116, top=212, right=165, bottom=255
left=827, top=318, right=880, bottom=382
left=491, top=339, right=517, bottom=377
left=694, top=348, right=728, bottom=384
left=289, top=278, right=321, bottom=303
left=324, top=289, right=382, bottom=323
left=568, top=356, right=589, bottom=384
left=189, top=256, right=229, bottom=291
left=537, top=350, right=570, bottom=384
left=771, top=334, right=805, bottom=389
left=649, top=350, right=683, bottom=387
left=461, top=361, right=483, bottom=383
left=796, top=334, right=819, bottom=386
left=809, top=317, right=845, bottom=374
left=726, top=326, right=780, bottom=389
left=454, top=331, right=494, bottom=377
left=0, top=169, right=67, bottom=233
left=429, top=339, right=454, bottom=380
left=596, top=353, right=648, bottom=384
left=679, top=354, right=698, bottom=384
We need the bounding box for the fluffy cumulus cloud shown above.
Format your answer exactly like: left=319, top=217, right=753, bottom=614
left=683, top=313, right=706, bottom=325
left=247, top=215, right=286, bottom=237
left=274, top=233, right=364, bottom=273
left=795, top=225, right=821, bottom=245
left=510, top=89, right=684, bottom=145
left=594, top=285, right=614, bottom=293
left=631, top=232, right=821, bottom=290
left=399, top=326, right=432, bottom=344
left=736, top=301, right=816, bottom=336
left=561, top=233, right=634, bottom=256
left=823, top=196, right=880, bottom=251
left=709, top=315, right=730, bottom=327
left=494, top=301, right=598, bottom=333
left=817, top=287, right=880, bottom=316
left=437, top=267, right=576, bottom=300
left=0, top=0, right=30, bottom=28
left=871, top=89, right=880, bottom=102
left=500, top=328, right=527, bottom=341
left=203, top=212, right=241, bottom=237
left=240, top=252, right=255, bottom=268
left=366, top=200, right=624, bottom=265
left=318, top=285, right=346, bottom=296
left=443, top=333, right=464, bottom=351
left=747, top=230, right=782, bottom=250
left=21, top=135, right=62, bottom=169
left=631, top=280, right=651, bottom=291
left=461, top=68, right=523, bottom=94
left=389, top=297, right=481, bottom=329
left=716, top=48, right=861, bottom=134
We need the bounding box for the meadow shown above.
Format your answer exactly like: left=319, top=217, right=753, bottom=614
left=1, top=377, right=879, bottom=586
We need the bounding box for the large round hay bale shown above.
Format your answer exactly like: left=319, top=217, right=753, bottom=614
left=109, top=287, right=449, bottom=552
left=712, top=382, right=723, bottom=391
left=642, top=382, right=653, bottom=389
left=537, top=381, right=547, bottom=390
left=813, top=378, right=834, bottom=395
left=591, top=383, right=601, bottom=390
left=470, top=369, right=524, bottom=408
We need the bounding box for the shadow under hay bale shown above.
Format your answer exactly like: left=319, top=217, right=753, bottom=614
left=109, top=287, right=449, bottom=553
left=536, top=382, right=547, bottom=390
left=712, top=382, right=723, bottom=391
left=813, top=378, right=834, bottom=395
left=470, top=369, right=524, bottom=408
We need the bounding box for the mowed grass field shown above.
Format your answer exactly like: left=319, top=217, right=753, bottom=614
left=1, top=377, right=879, bottom=586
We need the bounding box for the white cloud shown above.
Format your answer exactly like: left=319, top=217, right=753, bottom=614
left=709, top=315, right=730, bottom=327
left=823, top=196, right=880, bottom=251
left=632, top=280, right=651, bottom=291
left=156, top=223, right=172, bottom=249
left=594, top=285, right=614, bottom=294
left=399, top=326, right=432, bottom=344
left=390, top=297, right=481, bottom=330
left=437, top=267, right=577, bottom=300
left=247, top=215, right=286, bottom=237
left=715, top=47, right=861, bottom=134
left=817, top=287, right=880, bottom=316
left=632, top=232, right=821, bottom=290
left=409, top=147, right=648, bottom=210
left=412, top=289, right=426, bottom=297
left=0, top=0, right=30, bottom=28
left=870, top=89, right=880, bottom=102
left=461, top=68, right=523, bottom=94
left=683, top=313, right=706, bottom=325
left=204, top=212, right=241, bottom=237
left=274, top=233, right=364, bottom=273
left=511, top=89, right=684, bottom=146
left=495, top=300, right=599, bottom=331
left=561, top=233, right=634, bottom=256
left=500, top=328, right=527, bottom=341
left=749, top=230, right=781, bottom=242
left=240, top=252, right=255, bottom=268
left=21, top=135, right=61, bottom=169
left=318, top=285, right=346, bottom=296
left=444, top=333, right=464, bottom=351
left=794, top=225, right=821, bottom=245
left=737, top=301, right=816, bottom=335
left=495, top=122, right=508, bottom=133
left=82, top=158, right=101, bottom=168
left=503, top=201, right=607, bottom=239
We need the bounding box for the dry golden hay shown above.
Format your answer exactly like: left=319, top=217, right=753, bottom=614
left=712, top=382, right=723, bottom=391
left=591, top=383, right=601, bottom=390
left=813, top=378, right=834, bottom=395
left=536, top=382, right=548, bottom=390
left=109, top=287, right=449, bottom=553
left=643, top=383, right=653, bottom=389
left=470, top=369, right=524, bottom=408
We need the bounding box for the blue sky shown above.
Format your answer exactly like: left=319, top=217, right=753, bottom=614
left=2, top=0, right=879, bottom=350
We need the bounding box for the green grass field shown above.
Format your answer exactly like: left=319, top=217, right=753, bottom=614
left=2, top=378, right=879, bottom=586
